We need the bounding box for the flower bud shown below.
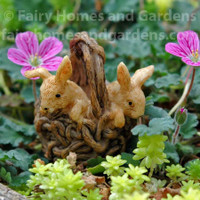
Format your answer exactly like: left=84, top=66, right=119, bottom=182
left=175, top=107, right=187, bottom=126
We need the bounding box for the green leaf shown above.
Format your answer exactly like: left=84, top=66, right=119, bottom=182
left=115, top=39, right=151, bottom=58
left=145, top=105, right=169, bottom=119
left=150, top=92, right=170, bottom=103
left=180, top=113, right=198, bottom=139
left=87, top=164, right=105, bottom=175
left=87, top=156, right=106, bottom=168
left=0, top=167, right=12, bottom=184
left=155, top=74, right=181, bottom=88
left=171, top=1, right=194, bottom=27
left=164, top=142, right=179, bottom=163
left=121, top=153, right=139, bottom=166
left=104, top=0, right=138, bottom=14
left=48, top=0, right=74, bottom=11
left=190, top=83, right=200, bottom=104
left=0, top=116, right=36, bottom=147
left=104, top=58, right=121, bottom=82
left=0, top=47, right=21, bottom=73
left=14, top=0, right=52, bottom=23
left=154, top=64, right=168, bottom=75
left=20, top=84, right=40, bottom=103
left=105, top=57, right=133, bottom=82
left=10, top=171, right=31, bottom=189
left=145, top=96, right=154, bottom=107
left=191, top=10, right=200, bottom=31
left=0, top=0, right=21, bottom=32
left=132, top=117, right=174, bottom=136
left=0, top=148, right=37, bottom=171
left=176, top=143, right=194, bottom=157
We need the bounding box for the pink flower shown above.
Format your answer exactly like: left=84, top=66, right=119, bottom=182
left=8, top=31, right=63, bottom=78
left=165, top=30, right=200, bottom=66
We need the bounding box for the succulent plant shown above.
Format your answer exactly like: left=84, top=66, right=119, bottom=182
left=133, top=134, right=169, bottom=176
left=166, top=164, right=185, bottom=181
left=27, top=159, right=101, bottom=200
left=125, top=164, right=150, bottom=184
left=101, top=155, right=126, bottom=176
left=186, top=159, right=200, bottom=181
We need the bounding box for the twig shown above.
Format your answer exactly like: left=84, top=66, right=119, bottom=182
left=32, top=80, right=37, bottom=101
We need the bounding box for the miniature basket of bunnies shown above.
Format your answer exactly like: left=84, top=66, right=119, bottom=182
left=24, top=32, right=154, bottom=163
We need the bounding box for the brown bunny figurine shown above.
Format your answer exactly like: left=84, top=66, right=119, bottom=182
left=107, top=62, right=154, bottom=128
left=96, top=62, right=154, bottom=140
left=24, top=56, right=92, bottom=127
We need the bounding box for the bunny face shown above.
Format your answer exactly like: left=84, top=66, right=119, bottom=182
left=108, top=62, right=154, bottom=119
left=116, top=86, right=146, bottom=119
left=39, top=76, right=72, bottom=114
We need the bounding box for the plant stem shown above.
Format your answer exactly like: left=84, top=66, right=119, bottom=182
left=137, top=117, right=142, bottom=125
left=168, top=80, right=190, bottom=116
left=181, top=65, right=190, bottom=78
left=0, top=70, right=11, bottom=95
left=172, top=125, right=180, bottom=144
left=185, top=68, right=196, bottom=99
left=148, top=165, right=154, bottom=178
left=32, top=80, right=37, bottom=101
left=168, top=67, right=196, bottom=116
left=181, top=136, right=200, bottom=145
left=184, top=67, right=193, bottom=84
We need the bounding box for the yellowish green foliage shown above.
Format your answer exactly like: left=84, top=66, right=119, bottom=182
left=133, top=134, right=169, bottom=175
left=101, top=155, right=126, bottom=176
left=166, top=164, right=185, bottom=181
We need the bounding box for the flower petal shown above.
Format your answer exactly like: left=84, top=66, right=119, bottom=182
left=38, top=37, right=63, bottom=61
left=16, top=31, right=39, bottom=56
left=182, top=57, right=200, bottom=66
left=177, top=30, right=200, bottom=56
left=165, top=43, right=187, bottom=57
left=21, top=66, right=39, bottom=79
left=8, top=48, right=29, bottom=65
left=40, top=56, right=62, bottom=71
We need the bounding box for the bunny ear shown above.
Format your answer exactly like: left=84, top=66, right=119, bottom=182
left=55, top=56, right=72, bottom=84
left=24, top=68, right=52, bottom=80
left=117, top=62, right=131, bottom=90
left=131, top=65, right=154, bottom=87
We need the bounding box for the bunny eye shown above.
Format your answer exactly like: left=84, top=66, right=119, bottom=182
left=55, top=94, right=61, bottom=98
left=128, top=101, right=132, bottom=106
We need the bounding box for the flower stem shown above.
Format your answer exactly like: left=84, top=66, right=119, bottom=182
left=168, top=80, right=190, bottom=116
left=172, top=125, right=180, bottom=144
left=181, top=65, right=190, bottom=78
left=169, top=67, right=196, bottom=116
left=184, top=67, right=193, bottom=85
left=185, top=67, right=196, bottom=99
left=32, top=80, right=37, bottom=101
